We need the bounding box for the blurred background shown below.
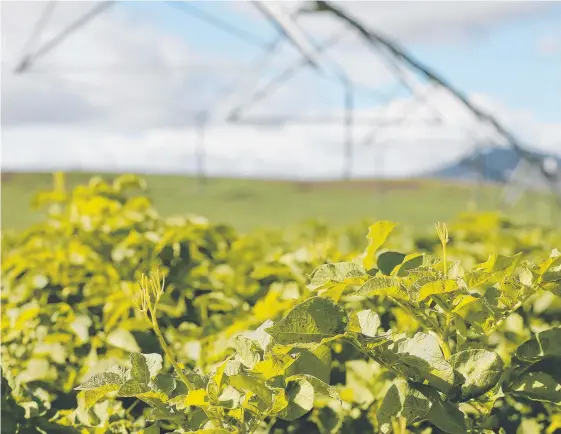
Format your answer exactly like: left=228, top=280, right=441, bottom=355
left=2, top=0, right=560, bottom=232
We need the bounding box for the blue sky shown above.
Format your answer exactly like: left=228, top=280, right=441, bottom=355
left=121, top=1, right=561, bottom=122
left=407, top=4, right=561, bottom=122
left=3, top=1, right=560, bottom=176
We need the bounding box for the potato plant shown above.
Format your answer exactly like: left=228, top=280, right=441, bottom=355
left=2, top=175, right=560, bottom=433
left=69, top=222, right=561, bottom=433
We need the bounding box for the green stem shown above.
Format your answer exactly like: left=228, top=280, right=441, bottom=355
left=152, top=312, right=224, bottom=429
left=432, top=295, right=453, bottom=354
left=125, top=399, right=140, bottom=417
left=151, top=313, right=193, bottom=391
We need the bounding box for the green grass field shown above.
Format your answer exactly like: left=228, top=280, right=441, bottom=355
left=2, top=172, right=559, bottom=233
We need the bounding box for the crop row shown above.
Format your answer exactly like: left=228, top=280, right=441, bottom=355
left=1, top=175, right=560, bottom=433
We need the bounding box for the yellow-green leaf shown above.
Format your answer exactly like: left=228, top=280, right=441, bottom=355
left=81, top=384, right=120, bottom=409
left=417, top=279, right=459, bottom=302
left=184, top=389, right=209, bottom=407
left=363, top=221, right=397, bottom=271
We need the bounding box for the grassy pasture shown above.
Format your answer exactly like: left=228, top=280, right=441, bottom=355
left=1, top=172, right=558, bottom=232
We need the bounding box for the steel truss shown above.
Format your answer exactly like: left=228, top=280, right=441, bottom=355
left=13, top=0, right=559, bottom=204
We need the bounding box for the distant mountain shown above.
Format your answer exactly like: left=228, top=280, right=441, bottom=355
left=427, top=147, right=561, bottom=183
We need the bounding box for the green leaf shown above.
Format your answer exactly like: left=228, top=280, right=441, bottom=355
left=476, top=253, right=522, bottom=274
left=118, top=379, right=150, bottom=397
left=151, top=373, right=176, bottom=395
left=387, top=333, right=455, bottom=394
left=449, top=349, right=503, bottom=400
left=277, top=376, right=315, bottom=421
left=427, top=399, right=467, bottom=434
left=285, top=344, right=332, bottom=384
left=183, top=389, right=209, bottom=407
left=348, top=309, right=380, bottom=337
left=354, top=276, right=408, bottom=300
left=510, top=371, right=561, bottom=405
left=233, top=336, right=261, bottom=369
left=311, top=406, right=343, bottom=434
left=266, top=297, right=348, bottom=346
left=223, top=359, right=242, bottom=377
left=287, top=374, right=338, bottom=400
left=130, top=353, right=163, bottom=384
left=391, top=253, right=424, bottom=277
left=252, top=353, right=297, bottom=381
left=536, top=249, right=561, bottom=276
left=106, top=328, right=140, bottom=353
left=244, top=320, right=274, bottom=352
left=376, top=379, right=432, bottom=434
left=230, top=374, right=274, bottom=407
left=463, top=253, right=522, bottom=289
left=141, top=423, right=160, bottom=434
left=189, top=429, right=232, bottom=434
left=270, top=388, right=289, bottom=414
left=377, top=251, right=406, bottom=275
left=375, top=251, right=423, bottom=277
left=363, top=221, right=397, bottom=271
left=307, top=261, right=365, bottom=291
left=517, top=419, right=544, bottom=434
left=79, top=385, right=120, bottom=410
left=417, top=279, right=459, bottom=302
left=75, top=369, right=127, bottom=390
left=75, top=365, right=129, bottom=409
left=218, top=385, right=242, bottom=409
left=139, top=390, right=171, bottom=410
left=515, top=327, right=561, bottom=363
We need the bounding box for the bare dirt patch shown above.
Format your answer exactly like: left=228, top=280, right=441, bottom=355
left=291, top=178, right=426, bottom=193
left=1, top=172, right=16, bottom=183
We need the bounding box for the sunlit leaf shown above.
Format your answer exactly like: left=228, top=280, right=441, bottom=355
left=348, top=309, right=380, bottom=337
left=363, top=221, right=397, bottom=271
left=308, top=261, right=365, bottom=291
left=130, top=353, right=163, bottom=384
left=377, top=379, right=431, bottom=434
left=510, top=372, right=561, bottom=405
left=354, top=276, right=408, bottom=300
left=266, top=297, right=348, bottom=346
left=233, top=336, right=261, bottom=369
left=417, top=279, right=459, bottom=302
left=427, top=398, right=467, bottom=434
left=276, top=376, right=315, bottom=421
left=515, top=327, right=561, bottom=363
left=449, top=349, right=503, bottom=400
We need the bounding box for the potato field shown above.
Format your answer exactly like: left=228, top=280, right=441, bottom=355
left=2, top=174, right=561, bottom=434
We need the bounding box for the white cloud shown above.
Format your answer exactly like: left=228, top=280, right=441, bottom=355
left=334, top=1, right=549, bottom=42
left=234, top=1, right=552, bottom=43
left=4, top=84, right=560, bottom=178
left=1, top=1, right=560, bottom=179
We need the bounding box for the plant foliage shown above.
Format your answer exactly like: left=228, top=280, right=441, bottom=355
left=2, top=175, right=561, bottom=433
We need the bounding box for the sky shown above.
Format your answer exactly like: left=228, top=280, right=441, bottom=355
left=1, top=1, right=560, bottom=179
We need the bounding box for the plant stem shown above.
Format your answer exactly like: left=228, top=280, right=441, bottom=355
left=151, top=313, right=223, bottom=428
left=150, top=313, right=193, bottom=391
left=125, top=399, right=140, bottom=417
